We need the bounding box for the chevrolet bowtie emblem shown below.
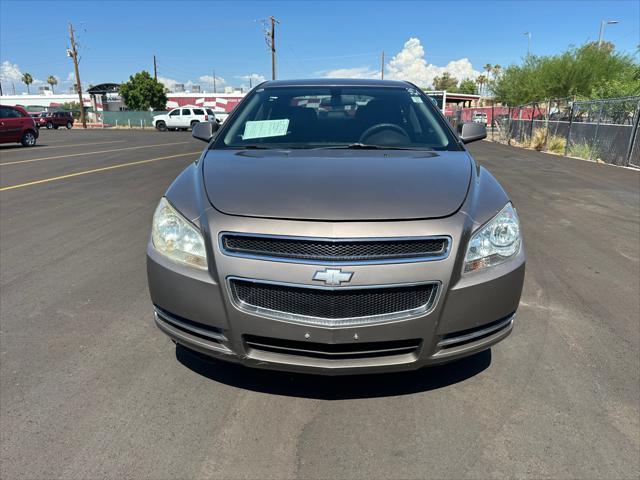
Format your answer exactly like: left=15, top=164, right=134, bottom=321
left=312, top=268, right=354, bottom=286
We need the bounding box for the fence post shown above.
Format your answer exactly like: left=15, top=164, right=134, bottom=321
left=564, top=101, right=577, bottom=156
left=543, top=99, right=551, bottom=150
left=529, top=102, right=535, bottom=142
left=590, top=101, right=605, bottom=162
left=626, top=100, right=640, bottom=167
left=128, top=119, right=131, bottom=129
left=491, top=104, right=495, bottom=141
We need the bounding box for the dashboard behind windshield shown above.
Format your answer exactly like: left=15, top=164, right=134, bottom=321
left=216, top=86, right=461, bottom=151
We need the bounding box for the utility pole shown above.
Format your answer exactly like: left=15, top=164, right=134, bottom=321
left=381, top=51, right=384, bottom=80
left=249, top=76, right=252, bottom=89
left=213, top=69, right=217, bottom=93
left=153, top=55, right=157, bottom=81
left=12, top=82, right=16, bottom=95
left=523, top=32, right=531, bottom=57
left=270, top=16, right=278, bottom=80
left=0, top=82, right=3, bottom=96
left=68, top=22, right=87, bottom=128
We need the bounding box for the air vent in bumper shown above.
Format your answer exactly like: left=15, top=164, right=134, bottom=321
left=244, top=335, right=421, bottom=361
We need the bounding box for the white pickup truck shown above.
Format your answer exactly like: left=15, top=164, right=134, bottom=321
left=153, top=107, right=217, bottom=131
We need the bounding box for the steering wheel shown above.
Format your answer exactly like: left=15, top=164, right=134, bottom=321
left=359, top=123, right=410, bottom=143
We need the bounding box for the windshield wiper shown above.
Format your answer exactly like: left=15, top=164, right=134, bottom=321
left=313, top=143, right=434, bottom=151
left=234, top=144, right=273, bottom=149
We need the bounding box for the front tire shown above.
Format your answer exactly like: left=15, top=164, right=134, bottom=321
left=66, top=121, right=73, bottom=129
left=156, top=120, right=167, bottom=132
left=46, top=121, right=53, bottom=129
left=21, top=130, right=37, bottom=147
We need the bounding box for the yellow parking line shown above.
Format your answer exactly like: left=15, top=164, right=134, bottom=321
left=0, top=152, right=200, bottom=192
left=0, top=140, right=127, bottom=152
left=0, top=142, right=189, bottom=166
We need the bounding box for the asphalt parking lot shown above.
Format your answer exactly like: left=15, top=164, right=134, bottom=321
left=1, top=129, right=638, bottom=479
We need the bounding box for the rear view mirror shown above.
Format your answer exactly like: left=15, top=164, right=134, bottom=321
left=192, top=121, right=219, bottom=142
left=458, top=122, right=487, bottom=144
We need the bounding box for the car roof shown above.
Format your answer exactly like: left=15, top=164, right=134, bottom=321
left=257, top=78, right=412, bottom=88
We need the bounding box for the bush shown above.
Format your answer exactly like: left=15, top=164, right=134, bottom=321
left=546, top=136, right=566, bottom=154
left=531, top=129, right=547, bottom=151
left=568, top=142, right=599, bottom=161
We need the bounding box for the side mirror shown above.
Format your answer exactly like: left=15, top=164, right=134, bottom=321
left=458, top=122, right=487, bottom=144
left=192, top=121, right=219, bottom=142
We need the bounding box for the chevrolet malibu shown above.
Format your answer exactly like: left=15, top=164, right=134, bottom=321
left=147, top=79, right=525, bottom=375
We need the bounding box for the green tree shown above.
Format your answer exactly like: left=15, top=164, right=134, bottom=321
left=433, top=72, right=458, bottom=91
left=22, top=72, right=33, bottom=94
left=492, top=42, right=640, bottom=104
left=458, top=78, right=477, bottom=94
left=119, top=71, right=167, bottom=111
left=47, top=75, right=58, bottom=93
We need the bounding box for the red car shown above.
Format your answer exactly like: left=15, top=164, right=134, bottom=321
left=0, top=105, right=39, bottom=147
left=35, top=111, right=74, bottom=129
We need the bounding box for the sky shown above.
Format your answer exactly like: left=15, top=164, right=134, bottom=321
left=0, top=0, right=638, bottom=94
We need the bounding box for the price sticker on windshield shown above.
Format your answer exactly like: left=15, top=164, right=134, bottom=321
left=242, top=119, right=290, bottom=140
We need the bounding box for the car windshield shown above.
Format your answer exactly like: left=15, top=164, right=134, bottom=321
left=216, top=86, right=460, bottom=151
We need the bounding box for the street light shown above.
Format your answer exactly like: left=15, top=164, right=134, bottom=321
left=524, top=32, right=531, bottom=57
left=598, top=20, right=619, bottom=47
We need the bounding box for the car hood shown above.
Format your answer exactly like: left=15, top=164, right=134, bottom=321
left=202, top=149, right=472, bottom=221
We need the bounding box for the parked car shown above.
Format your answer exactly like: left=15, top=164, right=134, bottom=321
left=472, top=112, right=488, bottom=124
left=147, top=79, right=525, bottom=375
left=153, top=107, right=216, bottom=131
left=35, top=111, right=74, bottom=129
left=0, top=105, right=39, bottom=147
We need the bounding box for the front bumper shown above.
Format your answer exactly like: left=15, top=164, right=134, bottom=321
left=147, top=211, right=525, bottom=375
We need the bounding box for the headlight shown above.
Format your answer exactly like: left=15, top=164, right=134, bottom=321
left=464, top=202, right=521, bottom=273
left=151, top=197, right=207, bottom=269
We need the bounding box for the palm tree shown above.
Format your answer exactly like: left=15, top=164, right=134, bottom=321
left=476, top=75, right=487, bottom=95
left=493, top=64, right=502, bottom=78
left=22, top=73, right=33, bottom=94
left=484, top=63, right=493, bottom=82
left=47, top=75, right=58, bottom=93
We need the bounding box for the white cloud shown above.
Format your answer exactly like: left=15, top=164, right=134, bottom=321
left=386, top=37, right=479, bottom=88
left=198, top=75, right=227, bottom=88
left=238, top=73, right=266, bottom=83
left=0, top=61, right=22, bottom=82
left=321, top=66, right=379, bottom=79
left=158, top=76, right=187, bottom=91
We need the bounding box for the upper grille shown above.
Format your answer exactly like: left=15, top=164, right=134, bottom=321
left=220, top=234, right=450, bottom=263
left=229, top=278, right=438, bottom=326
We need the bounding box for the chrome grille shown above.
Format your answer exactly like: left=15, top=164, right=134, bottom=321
left=220, top=233, right=450, bottom=264
left=228, top=278, right=439, bottom=327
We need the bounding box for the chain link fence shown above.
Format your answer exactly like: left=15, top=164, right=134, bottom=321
left=488, top=96, right=640, bottom=168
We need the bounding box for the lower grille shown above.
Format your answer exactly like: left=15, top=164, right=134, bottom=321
left=244, top=335, right=421, bottom=360
left=229, top=278, right=439, bottom=326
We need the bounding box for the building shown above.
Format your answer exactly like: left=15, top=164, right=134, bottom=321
left=424, top=90, right=482, bottom=115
